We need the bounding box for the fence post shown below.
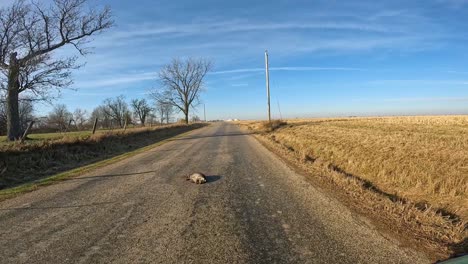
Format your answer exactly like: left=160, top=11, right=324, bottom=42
left=92, top=118, right=98, bottom=134
left=123, top=119, right=128, bottom=132
left=20, top=121, right=34, bottom=143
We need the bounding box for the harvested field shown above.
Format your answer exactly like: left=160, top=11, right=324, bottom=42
left=240, top=116, right=468, bottom=256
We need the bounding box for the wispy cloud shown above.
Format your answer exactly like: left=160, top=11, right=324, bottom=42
left=446, top=70, right=468, bottom=75
left=384, top=96, right=468, bottom=102
left=212, top=67, right=364, bottom=75
left=231, top=83, right=249, bottom=87
left=101, top=20, right=401, bottom=44
left=368, top=79, right=468, bottom=85
left=437, top=0, right=468, bottom=8
left=75, top=72, right=156, bottom=89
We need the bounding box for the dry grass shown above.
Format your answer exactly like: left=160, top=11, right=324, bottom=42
left=240, top=116, right=468, bottom=257
left=0, top=124, right=206, bottom=189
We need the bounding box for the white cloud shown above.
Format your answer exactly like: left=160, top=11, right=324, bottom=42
left=74, top=72, right=156, bottom=89
left=100, top=20, right=400, bottom=44
left=212, top=67, right=364, bottom=75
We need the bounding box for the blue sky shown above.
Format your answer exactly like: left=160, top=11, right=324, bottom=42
left=12, top=0, right=468, bottom=120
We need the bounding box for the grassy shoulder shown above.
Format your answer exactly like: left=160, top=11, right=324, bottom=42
left=239, top=117, right=467, bottom=260
left=0, top=131, right=92, bottom=143
left=0, top=123, right=207, bottom=196
left=0, top=125, right=148, bottom=145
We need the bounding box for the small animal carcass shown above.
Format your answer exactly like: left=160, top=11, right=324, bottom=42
left=187, top=172, right=207, bottom=184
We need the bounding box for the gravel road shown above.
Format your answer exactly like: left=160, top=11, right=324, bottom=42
left=0, top=122, right=430, bottom=263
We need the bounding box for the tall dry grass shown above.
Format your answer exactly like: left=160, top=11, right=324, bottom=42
left=243, top=116, right=468, bottom=220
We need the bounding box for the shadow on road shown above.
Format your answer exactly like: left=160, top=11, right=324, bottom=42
left=65, top=171, right=157, bottom=181
left=0, top=201, right=115, bottom=211
left=205, top=175, right=222, bottom=183
left=172, top=132, right=252, bottom=141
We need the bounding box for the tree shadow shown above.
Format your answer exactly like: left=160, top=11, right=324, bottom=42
left=172, top=132, right=252, bottom=141
left=0, top=201, right=115, bottom=211
left=64, top=171, right=158, bottom=181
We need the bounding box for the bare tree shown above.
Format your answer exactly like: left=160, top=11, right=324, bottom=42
left=153, top=96, right=174, bottom=125
left=73, top=108, right=87, bottom=130
left=103, top=95, right=129, bottom=128
left=163, top=103, right=174, bottom=124
left=191, top=115, right=201, bottom=122
left=153, top=58, right=212, bottom=124
left=47, top=104, right=72, bottom=131
left=153, top=98, right=165, bottom=124
left=131, top=98, right=152, bottom=126
left=0, top=0, right=113, bottom=140
left=147, top=112, right=156, bottom=126
left=90, top=105, right=111, bottom=129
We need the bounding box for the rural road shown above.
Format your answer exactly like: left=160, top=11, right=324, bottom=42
left=0, top=122, right=430, bottom=263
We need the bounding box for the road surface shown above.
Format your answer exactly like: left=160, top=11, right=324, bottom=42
left=0, top=122, right=429, bottom=263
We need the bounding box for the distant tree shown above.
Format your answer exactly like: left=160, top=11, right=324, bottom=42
left=191, top=115, right=201, bottom=122
left=103, top=95, right=129, bottom=128
left=0, top=0, right=113, bottom=140
left=131, top=98, right=152, bottom=126
left=152, top=58, right=212, bottom=124
left=73, top=108, right=88, bottom=130
left=154, top=99, right=165, bottom=124
left=124, top=111, right=132, bottom=128
left=152, top=92, right=174, bottom=125
left=47, top=104, right=72, bottom=131
left=146, top=113, right=157, bottom=126
left=18, top=100, right=34, bottom=131
left=90, top=105, right=111, bottom=129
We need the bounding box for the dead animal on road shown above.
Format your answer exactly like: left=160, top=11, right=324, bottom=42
left=187, top=172, right=207, bottom=184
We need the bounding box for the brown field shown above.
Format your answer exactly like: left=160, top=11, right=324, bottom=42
left=240, top=116, right=468, bottom=255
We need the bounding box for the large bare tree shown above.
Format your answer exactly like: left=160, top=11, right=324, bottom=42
left=154, top=58, right=212, bottom=124
left=131, top=98, right=152, bottom=126
left=0, top=0, right=112, bottom=140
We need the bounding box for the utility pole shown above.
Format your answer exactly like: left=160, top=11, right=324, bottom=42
left=265, top=50, right=271, bottom=123
left=204, top=103, right=206, bottom=122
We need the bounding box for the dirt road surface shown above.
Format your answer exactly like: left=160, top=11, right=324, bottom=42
left=0, top=122, right=430, bottom=263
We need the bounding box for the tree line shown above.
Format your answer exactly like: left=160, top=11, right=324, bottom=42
left=0, top=95, right=180, bottom=134
left=0, top=0, right=211, bottom=140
